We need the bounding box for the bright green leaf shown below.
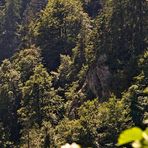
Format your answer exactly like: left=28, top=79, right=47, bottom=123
left=143, top=87, right=148, bottom=94
left=117, top=127, right=143, bottom=146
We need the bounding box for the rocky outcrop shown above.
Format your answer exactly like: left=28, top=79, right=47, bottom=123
left=67, top=54, right=111, bottom=119
left=86, top=54, right=111, bottom=100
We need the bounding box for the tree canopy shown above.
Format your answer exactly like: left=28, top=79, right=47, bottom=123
left=0, top=0, right=147, bottom=147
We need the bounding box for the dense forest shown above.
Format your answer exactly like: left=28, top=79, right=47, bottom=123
left=0, top=0, right=147, bottom=147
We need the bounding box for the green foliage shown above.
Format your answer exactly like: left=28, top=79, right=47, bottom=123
left=0, top=0, right=21, bottom=61
left=20, top=121, right=53, bottom=148
left=12, top=46, right=41, bottom=82
left=0, top=122, right=13, bottom=147
left=93, top=0, right=148, bottom=96
left=18, top=63, right=63, bottom=147
left=18, top=64, right=63, bottom=127
left=139, top=50, right=148, bottom=76
left=19, top=0, right=48, bottom=48
left=124, top=51, right=148, bottom=126
left=78, top=96, right=132, bottom=147
left=20, top=127, right=44, bottom=148
left=0, top=59, right=21, bottom=143
left=55, top=54, right=74, bottom=87
left=0, top=0, right=147, bottom=147
left=53, top=118, right=87, bottom=147
left=118, top=127, right=148, bottom=148
left=118, top=127, right=143, bottom=146
left=32, top=0, right=90, bottom=70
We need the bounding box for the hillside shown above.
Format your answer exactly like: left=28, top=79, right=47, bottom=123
left=0, top=0, right=147, bottom=147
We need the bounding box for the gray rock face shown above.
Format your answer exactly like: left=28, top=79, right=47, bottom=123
left=86, top=54, right=111, bottom=100
left=67, top=54, right=112, bottom=118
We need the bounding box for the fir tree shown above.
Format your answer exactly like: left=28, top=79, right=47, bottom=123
left=0, top=0, right=21, bottom=61
left=32, top=0, right=90, bottom=70
left=0, top=59, right=21, bottom=144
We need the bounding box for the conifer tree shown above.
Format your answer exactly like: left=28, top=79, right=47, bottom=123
left=0, top=0, right=147, bottom=146
left=0, top=59, right=21, bottom=143
left=0, top=0, right=21, bottom=62
left=32, top=0, right=90, bottom=70
left=12, top=46, right=41, bottom=82
left=19, top=0, right=48, bottom=48
left=0, top=122, right=13, bottom=147
left=125, top=50, right=148, bottom=127
left=78, top=96, right=132, bottom=147
left=18, top=64, right=63, bottom=134
left=93, top=0, right=148, bottom=96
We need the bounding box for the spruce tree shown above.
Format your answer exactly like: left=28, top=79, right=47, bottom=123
left=125, top=50, right=148, bottom=127
left=18, top=64, right=63, bottom=138
left=32, top=0, right=90, bottom=70
left=93, top=0, right=148, bottom=96
left=0, top=59, right=21, bottom=144
left=11, top=46, right=41, bottom=82
left=0, top=0, right=21, bottom=62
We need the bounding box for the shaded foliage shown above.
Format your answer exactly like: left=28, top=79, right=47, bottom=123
left=0, top=0, right=147, bottom=147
